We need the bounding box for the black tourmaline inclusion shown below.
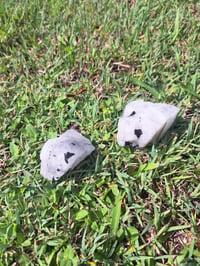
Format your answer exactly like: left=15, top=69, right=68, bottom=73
left=129, top=110, right=136, bottom=116
left=125, top=141, right=132, bottom=146
left=134, top=129, right=143, bottom=138
left=64, top=152, right=75, bottom=163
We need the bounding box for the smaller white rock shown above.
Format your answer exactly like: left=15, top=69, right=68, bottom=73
left=40, top=129, right=95, bottom=181
left=117, top=100, right=179, bottom=148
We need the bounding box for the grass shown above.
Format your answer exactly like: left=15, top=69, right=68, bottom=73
left=0, top=0, right=200, bottom=265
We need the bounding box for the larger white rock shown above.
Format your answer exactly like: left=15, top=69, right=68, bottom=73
left=40, top=129, right=95, bottom=180
left=117, top=100, right=179, bottom=148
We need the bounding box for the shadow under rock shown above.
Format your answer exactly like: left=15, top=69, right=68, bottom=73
left=172, top=116, right=191, bottom=136
left=155, top=116, right=190, bottom=147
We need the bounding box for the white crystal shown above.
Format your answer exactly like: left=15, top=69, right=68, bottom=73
left=117, top=100, right=179, bottom=148
left=40, top=129, right=95, bottom=180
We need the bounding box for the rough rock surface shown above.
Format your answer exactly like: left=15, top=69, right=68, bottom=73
left=117, top=100, right=179, bottom=148
left=40, top=129, right=95, bottom=180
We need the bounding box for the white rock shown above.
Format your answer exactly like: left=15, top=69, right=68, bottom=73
left=117, top=100, right=179, bottom=148
left=40, top=129, right=95, bottom=180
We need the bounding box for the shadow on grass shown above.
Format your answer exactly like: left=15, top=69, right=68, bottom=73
left=157, top=116, right=191, bottom=147
left=172, top=116, right=191, bottom=135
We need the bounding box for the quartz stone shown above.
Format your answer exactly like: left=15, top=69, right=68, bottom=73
left=40, top=129, right=95, bottom=180
left=117, top=100, right=179, bottom=148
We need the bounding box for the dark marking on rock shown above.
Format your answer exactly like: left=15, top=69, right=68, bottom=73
left=53, top=154, right=56, bottom=157
left=129, top=110, right=136, bottom=116
left=71, top=143, right=76, bottom=146
left=52, top=176, right=59, bottom=181
left=125, top=141, right=132, bottom=146
left=64, top=152, right=75, bottom=164
left=135, top=129, right=143, bottom=138
left=125, top=141, right=138, bottom=148
left=57, top=168, right=60, bottom=171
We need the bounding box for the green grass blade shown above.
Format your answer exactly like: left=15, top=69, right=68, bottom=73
left=110, top=194, right=123, bottom=236
left=130, top=78, right=160, bottom=98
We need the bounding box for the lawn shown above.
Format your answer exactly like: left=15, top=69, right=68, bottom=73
left=0, top=0, right=200, bottom=265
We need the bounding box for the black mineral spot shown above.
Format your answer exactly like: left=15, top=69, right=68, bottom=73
left=57, top=168, right=60, bottom=171
left=125, top=141, right=139, bottom=148
left=53, top=154, right=56, bottom=157
left=129, top=110, right=136, bottom=116
left=71, top=143, right=76, bottom=146
left=125, top=141, right=132, bottom=146
left=135, top=129, right=143, bottom=138
left=64, top=152, right=75, bottom=164
left=52, top=176, right=59, bottom=181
